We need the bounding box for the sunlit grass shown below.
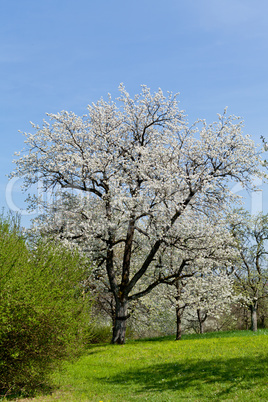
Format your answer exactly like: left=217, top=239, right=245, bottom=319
left=5, top=330, right=268, bottom=401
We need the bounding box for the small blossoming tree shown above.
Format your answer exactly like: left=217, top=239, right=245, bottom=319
left=230, top=210, right=268, bottom=331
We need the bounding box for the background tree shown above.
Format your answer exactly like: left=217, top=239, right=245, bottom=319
left=13, top=85, right=261, bottom=344
left=230, top=210, right=268, bottom=331
left=180, top=267, right=235, bottom=335
left=161, top=263, right=235, bottom=340
left=127, top=285, right=176, bottom=339
left=257, top=297, right=268, bottom=328
left=144, top=214, right=238, bottom=339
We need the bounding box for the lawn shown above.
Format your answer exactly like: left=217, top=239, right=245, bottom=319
left=5, top=330, right=268, bottom=402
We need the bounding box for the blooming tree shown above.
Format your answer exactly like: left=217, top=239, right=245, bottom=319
left=230, top=210, right=268, bottom=331
left=13, top=85, right=261, bottom=343
left=127, top=285, right=176, bottom=339
left=155, top=219, right=238, bottom=339
left=179, top=268, right=235, bottom=335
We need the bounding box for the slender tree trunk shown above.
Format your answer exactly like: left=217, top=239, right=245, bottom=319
left=250, top=301, right=258, bottom=332
left=176, top=305, right=183, bottom=340
left=244, top=307, right=249, bottom=330
left=197, top=309, right=203, bottom=334
left=197, top=309, right=207, bottom=334
left=112, top=298, right=129, bottom=344
left=174, top=279, right=184, bottom=340
left=260, top=314, right=265, bottom=329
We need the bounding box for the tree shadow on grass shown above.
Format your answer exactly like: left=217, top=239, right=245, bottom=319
left=131, top=330, right=268, bottom=344
left=103, top=355, right=268, bottom=399
left=129, top=335, right=175, bottom=343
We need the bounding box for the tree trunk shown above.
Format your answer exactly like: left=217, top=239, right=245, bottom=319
left=243, top=307, right=249, bottom=330
left=176, top=305, right=183, bottom=340
left=111, top=298, right=129, bottom=344
left=197, top=309, right=207, bottom=334
left=250, top=301, right=258, bottom=332
left=260, top=314, right=266, bottom=329
left=175, top=279, right=184, bottom=340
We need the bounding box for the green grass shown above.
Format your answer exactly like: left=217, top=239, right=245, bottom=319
left=5, top=330, right=268, bottom=401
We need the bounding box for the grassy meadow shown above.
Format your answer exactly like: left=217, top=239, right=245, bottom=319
left=5, top=330, right=268, bottom=402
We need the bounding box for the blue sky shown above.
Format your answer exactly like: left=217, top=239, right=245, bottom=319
left=1, top=0, right=268, bottom=226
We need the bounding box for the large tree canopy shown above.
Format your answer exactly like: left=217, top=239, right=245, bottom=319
left=13, top=85, right=261, bottom=343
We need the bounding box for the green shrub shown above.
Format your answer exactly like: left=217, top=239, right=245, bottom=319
left=0, top=215, right=92, bottom=397
left=0, top=300, right=65, bottom=395
left=88, top=323, right=113, bottom=344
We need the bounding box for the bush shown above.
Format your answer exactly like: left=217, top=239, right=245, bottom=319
left=0, top=215, right=92, bottom=397
left=87, top=323, right=113, bottom=344
left=0, top=300, right=64, bottom=395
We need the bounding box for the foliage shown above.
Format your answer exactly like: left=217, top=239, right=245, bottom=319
left=12, top=85, right=262, bottom=343
left=85, top=323, right=113, bottom=344
left=0, top=215, right=92, bottom=397
left=8, top=330, right=268, bottom=401
left=0, top=299, right=68, bottom=397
